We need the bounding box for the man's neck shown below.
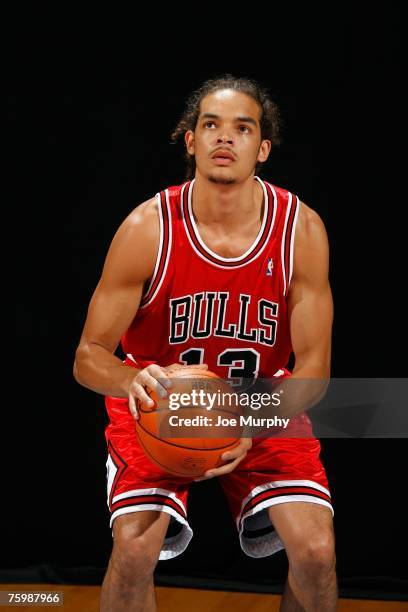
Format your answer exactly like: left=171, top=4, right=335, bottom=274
left=191, top=172, right=264, bottom=231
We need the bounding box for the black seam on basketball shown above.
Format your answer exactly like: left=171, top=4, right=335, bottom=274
left=137, top=435, right=203, bottom=477
left=136, top=372, right=229, bottom=414
left=136, top=419, right=240, bottom=451
left=138, top=403, right=242, bottom=417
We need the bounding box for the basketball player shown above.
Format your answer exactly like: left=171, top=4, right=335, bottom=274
left=74, top=75, right=336, bottom=611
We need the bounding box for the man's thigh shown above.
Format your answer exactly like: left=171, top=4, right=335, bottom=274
left=267, top=502, right=335, bottom=562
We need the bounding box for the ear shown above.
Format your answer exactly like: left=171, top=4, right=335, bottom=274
left=185, top=130, right=195, bottom=155
left=257, top=139, right=272, bottom=163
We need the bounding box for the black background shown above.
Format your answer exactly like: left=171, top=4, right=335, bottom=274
left=10, top=10, right=406, bottom=600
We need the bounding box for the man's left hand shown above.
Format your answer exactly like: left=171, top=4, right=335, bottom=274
left=194, top=438, right=252, bottom=481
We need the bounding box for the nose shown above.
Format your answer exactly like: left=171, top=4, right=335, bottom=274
left=217, top=132, right=233, bottom=145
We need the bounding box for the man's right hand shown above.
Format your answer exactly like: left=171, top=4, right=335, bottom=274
left=128, top=363, right=208, bottom=420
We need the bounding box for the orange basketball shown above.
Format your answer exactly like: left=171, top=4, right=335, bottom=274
left=135, top=367, right=242, bottom=477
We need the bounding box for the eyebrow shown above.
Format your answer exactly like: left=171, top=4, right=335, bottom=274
left=200, top=112, right=258, bottom=127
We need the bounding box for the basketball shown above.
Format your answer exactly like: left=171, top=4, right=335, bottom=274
left=135, top=367, right=242, bottom=477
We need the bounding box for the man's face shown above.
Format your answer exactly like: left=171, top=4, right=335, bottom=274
left=185, top=89, right=271, bottom=185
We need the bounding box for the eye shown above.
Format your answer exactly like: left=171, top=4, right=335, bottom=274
left=239, top=125, right=250, bottom=133
left=204, top=121, right=215, bottom=128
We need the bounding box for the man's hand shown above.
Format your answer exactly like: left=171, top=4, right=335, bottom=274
left=128, top=363, right=208, bottom=420
left=194, top=437, right=253, bottom=481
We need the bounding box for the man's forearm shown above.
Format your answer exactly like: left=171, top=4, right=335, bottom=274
left=73, top=343, right=139, bottom=398
left=272, top=364, right=330, bottom=419
left=241, top=364, right=330, bottom=437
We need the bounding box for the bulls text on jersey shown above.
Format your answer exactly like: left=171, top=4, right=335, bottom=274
left=169, top=292, right=278, bottom=346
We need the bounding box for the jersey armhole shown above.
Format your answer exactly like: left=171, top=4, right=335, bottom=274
left=139, top=190, right=172, bottom=308
left=281, top=193, right=300, bottom=297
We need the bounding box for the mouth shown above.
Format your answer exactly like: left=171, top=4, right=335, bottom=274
left=211, top=150, right=235, bottom=165
left=212, top=156, right=234, bottom=165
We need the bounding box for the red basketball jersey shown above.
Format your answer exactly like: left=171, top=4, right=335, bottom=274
left=121, top=176, right=299, bottom=384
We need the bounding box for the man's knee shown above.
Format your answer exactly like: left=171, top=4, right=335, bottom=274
left=111, top=532, right=155, bottom=584
left=110, top=512, right=169, bottom=586
left=290, top=533, right=336, bottom=583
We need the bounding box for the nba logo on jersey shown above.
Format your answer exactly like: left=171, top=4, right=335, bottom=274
left=266, top=258, right=274, bottom=276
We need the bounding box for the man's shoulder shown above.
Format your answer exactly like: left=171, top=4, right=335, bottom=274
left=260, top=179, right=291, bottom=198
left=154, top=179, right=190, bottom=199
left=129, top=194, right=159, bottom=219
left=296, top=201, right=327, bottom=243
left=131, top=180, right=189, bottom=215
left=115, top=196, right=160, bottom=250
left=260, top=179, right=301, bottom=209
left=260, top=178, right=327, bottom=246
left=262, top=179, right=324, bottom=232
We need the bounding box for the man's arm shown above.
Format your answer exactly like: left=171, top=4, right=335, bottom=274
left=73, top=196, right=160, bottom=398
left=261, top=202, right=334, bottom=420
left=242, top=202, right=333, bottom=426
left=289, top=202, right=333, bottom=379
left=74, top=196, right=209, bottom=419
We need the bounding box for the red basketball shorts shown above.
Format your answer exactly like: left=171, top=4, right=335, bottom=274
left=104, top=369, right=333, bottom=561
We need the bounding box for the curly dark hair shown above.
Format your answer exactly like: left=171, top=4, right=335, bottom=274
left=170, top=74, right=282, bottom=180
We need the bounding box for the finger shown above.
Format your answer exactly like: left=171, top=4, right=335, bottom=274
left=221, top=439, right=251, bottom=461
left=130, top=381, right=155, bottom=407
left=206, top=454, right=247, bottom=478
left=164, top=363, right=209, bottom=383
left=128, top=393, right=139, bottom=420
left=221, top=447, right=242, bottom=462
left=194, top=472, right=216, bottom=482
left=194, top=452, right=248, bottom=481
left=146, top=365, right=173, bottom=389
left=138, top=370, right=169, bottom=398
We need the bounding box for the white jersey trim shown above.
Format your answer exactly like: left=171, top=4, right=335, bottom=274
left=140, top=192, right=162, bottom=300
left=281, top=193, right=300, bottom=296
left=182, top=177, right=277, bottom=269
left=281, top=192, right=291, bottom=296
left=236, top=478, right=333, bottom=558
left=139, top=190, right=173, bottom=308
left=239, top=478, right=331, bottom=521
left=288, top=196, right=300, bottom=290
left=110, top=504, right=194, bottom=561
left=109, top=486, right=193, bottom=560
left=111, top=486, right=187, bottom=515
left=238, top=495, right=333, bottom=559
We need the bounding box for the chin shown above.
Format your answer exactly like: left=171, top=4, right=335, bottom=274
left=207, top=171, right=237, bottom=185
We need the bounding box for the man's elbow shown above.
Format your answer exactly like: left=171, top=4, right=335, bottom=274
left=295, top=354, right=331, bottom=379
left=317, top=359, right=331, bottom=384
left=73, top=345, right=87, bottom=385
left=321, top=361, right=331, bottom=380
left=73, top=358, right=80, bottom=384
left=312, top=343, right=332, bottom=380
